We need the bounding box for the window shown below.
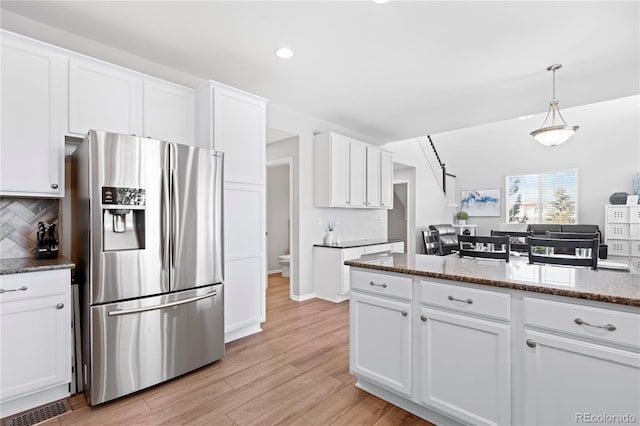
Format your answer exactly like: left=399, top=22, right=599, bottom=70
left=506, top=170, right=578, bottom=224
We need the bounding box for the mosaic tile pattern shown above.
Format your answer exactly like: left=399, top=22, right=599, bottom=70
left=0, top=197, right=59, bottom=259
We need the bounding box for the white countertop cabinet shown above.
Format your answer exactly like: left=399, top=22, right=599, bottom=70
left=0, top=33, right=66, bottom=197
left=0, top=269, right=71, bottom=418
left=349, top=267, right=640, bottom=426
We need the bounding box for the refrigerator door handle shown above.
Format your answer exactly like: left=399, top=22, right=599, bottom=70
left=107, top=290, right=217, bottom=317
left=161, top=167, right=170, bottom=270
left=170, top=168, right=178, bottom=269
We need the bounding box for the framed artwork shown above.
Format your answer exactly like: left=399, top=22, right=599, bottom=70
left=460, top=188, right=501, bottom=217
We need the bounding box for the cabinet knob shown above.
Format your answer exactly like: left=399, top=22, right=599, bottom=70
left=420, top=314, right=427, bottom=322
left=56, top=303, right=64, bottom=309
left=346, top=201, right=350, bottom=205
left=526, top=339, right=537, bottom=348
left=51, top=183, right=59, bottom=189
left=401, top=310, right=408, bottom=317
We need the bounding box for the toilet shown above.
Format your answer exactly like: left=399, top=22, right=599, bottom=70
left=278, top=254, right=290, bottom=277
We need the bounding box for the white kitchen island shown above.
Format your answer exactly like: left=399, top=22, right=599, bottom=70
left=346, top=253, right=640, bottom=426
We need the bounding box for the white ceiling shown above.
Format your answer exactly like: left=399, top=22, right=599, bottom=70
left=2, top=1, right=638, bottom=144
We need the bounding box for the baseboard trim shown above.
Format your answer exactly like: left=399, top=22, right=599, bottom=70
left=290, top=293, right=316, bottom=302
left=267, top=268, right=282, bottom=275
left=225, top=323, right=262, bottom=343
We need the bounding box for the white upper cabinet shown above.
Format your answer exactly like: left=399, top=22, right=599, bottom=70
left=69, top=58, right=142, bottom=136
left=349, top=140, right=367, bottom=207
left=380, top=150, right=393, bottom=208
left=0, top=33, right=66, bottom=197
left=366, top=146, right=381, bottom=207
left=143, top=80, right=195, bottom=145
left=315, top=132, right=393, bottom=209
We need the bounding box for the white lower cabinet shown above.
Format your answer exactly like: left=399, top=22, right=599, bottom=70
left=418, top=307, right=511, bottom=426
left=522, top=330, right=640, bottom=426
left=350, top=291, right=412, bottom=397
left=349, top=268, right=640, bottom=426
left=0, top=269, right=71, bottom=418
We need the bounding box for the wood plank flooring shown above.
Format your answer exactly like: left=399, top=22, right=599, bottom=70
left=43, top=274, right=433, bottom=425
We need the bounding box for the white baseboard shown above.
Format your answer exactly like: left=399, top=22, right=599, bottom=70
left=267, top=268, right=282, bottom=275
left=290, top=292, right=316, bottom=302
left=225, top=322, right=262, bottom=343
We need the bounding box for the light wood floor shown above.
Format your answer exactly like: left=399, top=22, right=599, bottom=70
left=43, top=274, right=432, bottom=425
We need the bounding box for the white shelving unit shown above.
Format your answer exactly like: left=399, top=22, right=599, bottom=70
left=604, top=204, right=640, bottom=269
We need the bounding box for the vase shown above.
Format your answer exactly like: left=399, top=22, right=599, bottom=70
left=325, top=230, right=335, bottom=245
left=458, top=219, right=466, bottom=225
left=634, top=175, right=640, bottom=198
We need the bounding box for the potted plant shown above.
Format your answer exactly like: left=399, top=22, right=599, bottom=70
left=456, top=210, right=469, bottom=225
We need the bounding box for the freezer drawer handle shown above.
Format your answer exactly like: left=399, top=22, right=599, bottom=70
left=107, top=291, right=217, bottom=317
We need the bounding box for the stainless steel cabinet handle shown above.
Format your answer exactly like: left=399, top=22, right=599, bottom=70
left=51, top=183, right=59, bottom=189
left=369, top=281, right=387, bottom=288
left=108, top=291, right=217, bottom=317
left=420, top=314, right=427, bottom=322
left=526, top=339, right=537, bottom=348
left=401, top=310, right=408, bottom=317
left=170, top=168, right=178, bottom=269
left=56, top=303, right=64, bottom=309
left=0, top=286, right=28, bottom=294
left=574, top=318, right=616, bottom=331
left=448, top=295, right=473, bottom=304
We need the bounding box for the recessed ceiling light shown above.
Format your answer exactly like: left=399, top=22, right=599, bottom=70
left=372, top=0, right=390, bottom=4
left=275, top=47, right=294, bottom=59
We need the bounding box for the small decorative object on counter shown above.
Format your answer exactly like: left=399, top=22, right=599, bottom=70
left=36, top=221, right=59, bottom=259
left=456, top=210, right=469, bottom=225
left=634, top=175, right=640, bottom=199
left=325, top=219, right=336, bottom=245
left=608, top=192, right=629, bottom=205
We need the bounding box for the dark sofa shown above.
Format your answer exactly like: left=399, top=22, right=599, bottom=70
left=526, top=224, right=608, bottom=259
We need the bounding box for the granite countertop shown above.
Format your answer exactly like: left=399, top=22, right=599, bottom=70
left=314, top=238, right=404, bottom=249
left=0, top=256, right=75, bottom=275
left=345, top=253, right=640, bottom=307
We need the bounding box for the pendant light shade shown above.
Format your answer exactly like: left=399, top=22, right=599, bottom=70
left=530, top=64, right=579, bottom=147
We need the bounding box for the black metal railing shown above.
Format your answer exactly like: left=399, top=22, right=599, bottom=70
left=427, top=135, right=456, bottom=194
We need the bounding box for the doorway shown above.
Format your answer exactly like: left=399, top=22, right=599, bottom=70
left=387, top=182, right=409, bottom=253
left=266, top=157, right=293, bottom=298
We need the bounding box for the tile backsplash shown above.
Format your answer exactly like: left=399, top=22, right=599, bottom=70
left=0, top=197, right=59, bottom=259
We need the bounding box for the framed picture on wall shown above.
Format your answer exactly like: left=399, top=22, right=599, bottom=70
left=460, top=188, right=501, bottom=217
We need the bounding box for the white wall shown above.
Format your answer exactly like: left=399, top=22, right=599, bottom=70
left=382, top=141, right=450, bottom=253
left=266, top=164, right=290, bottom=271
left=267, top=105, right=387, bottom=299
left=434, top=95, right=640, bottom=236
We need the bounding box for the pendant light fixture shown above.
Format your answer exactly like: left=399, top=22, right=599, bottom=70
left=530, top=64, right=579, bottom=146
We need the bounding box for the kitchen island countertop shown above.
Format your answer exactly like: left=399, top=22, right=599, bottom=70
left=314, top=238, right=404, bottom=249
left=345, top=253, right=640, bottom=307
left=0, top=256, right=75, bottom=275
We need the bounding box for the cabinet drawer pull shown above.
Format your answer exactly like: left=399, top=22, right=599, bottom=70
left=369, top=281, right=387, bottom=288
left=448, top=295, right=473, bottom=304
left=56, top=303, right=64, bottom=309
left=0, top=286, right=28, bottom=294
left=401, top=310, right=408, bottom=317
left=526, top=339, right=537, bottom=348
left=574, top=318, right=616, bottom=331
left=420, top=314, right=427, bottom=322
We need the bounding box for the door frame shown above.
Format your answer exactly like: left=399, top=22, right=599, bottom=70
left=390, top=179, right=413, bottom=255
left=266, top=157, right=294, bottom=299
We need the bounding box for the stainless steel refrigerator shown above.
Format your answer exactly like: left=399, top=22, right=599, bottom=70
left=72, top=130, right=224, bottom=405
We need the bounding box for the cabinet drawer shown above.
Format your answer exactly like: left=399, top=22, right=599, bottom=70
left=606, top=223, right=629, bottom=239
left=0, top=270, right=69, bottom=302
left=351, top=269, right=412, bottom=301
left=419, top=280, right=511, bottom=321
left=630, top=224, right=640, bottom=239
left=342, top=247, right=365, bottom=261
left=364, top=244, right=391, bottom=255
left=630, top=206, right=640, bottom=223
left=631, top=240, right=640, bottom=257
left=608, top=240, right=630, bottom=256
left=607, top=206, right=629, bottom=223
left=524, top=297, right=640, bottom=347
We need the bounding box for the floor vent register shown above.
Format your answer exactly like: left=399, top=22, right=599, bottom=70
left=3, top=399, right=71, bottom=426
